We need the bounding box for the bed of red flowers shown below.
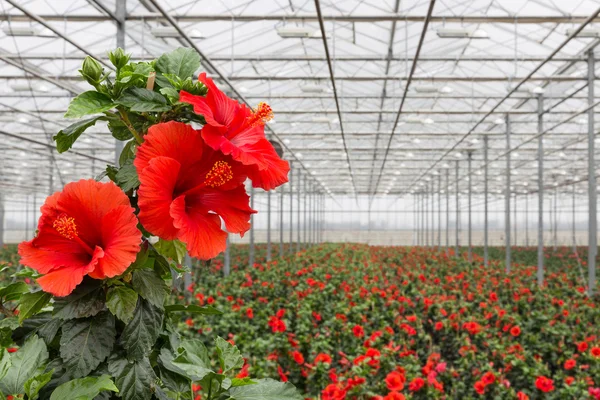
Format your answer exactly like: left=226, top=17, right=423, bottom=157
left=182, top=244, right=600, bottom=399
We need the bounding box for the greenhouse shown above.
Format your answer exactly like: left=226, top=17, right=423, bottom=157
left=0, top=0, right=600, bottom=399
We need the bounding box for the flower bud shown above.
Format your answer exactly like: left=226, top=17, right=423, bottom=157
left=108, top=48, right=130, bottom=70
left=79, top=56, right=103, bottom=86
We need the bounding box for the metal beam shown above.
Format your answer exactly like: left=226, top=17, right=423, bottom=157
left=505, top=115, right=511, bottom=273
left=588, top=51, right=597, bottom=296
left=313, top=0, right=357, bottom=194
left=483, top=135, right=489, bottom=266
left=537, top=95, right=545, bottom=286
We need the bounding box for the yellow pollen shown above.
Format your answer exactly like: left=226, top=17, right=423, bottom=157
left=247, top=102, right=274, bottom=127
left=205, top=161, right=233, bottom=188
left=53, top=214, right=78, bottom=239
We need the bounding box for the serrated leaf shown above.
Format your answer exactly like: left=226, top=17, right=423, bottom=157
left=115, top=159, right=140, bottom=192
left=0, top=335, right=48, bottom=395
left=12, top=312, right=62, bottom=347
left=155, top=48, right=201, bottom=80
left=118, top=140, right=137, bottom=167
left=54, top=116, right=106, bottom=153
left=24, top=369, right=53, bottom=400
left=50, top=374, right=118, bottom=400
left=215, top=337, right=244, bottom=374
left=64, top=91, right=115, bottom=119
left=154, top=239, right=187, bottom=265
left=106, top=286, right=138, bottom=323
left=231, top=378, right=257, bottom=387
left=0, top=317, right=19, bottom=330
left=108, top=357, right=155, bottom=400
left=0, top=349, right=10, bottom=381
left=53, top=278, right=105, bottom=320
left=171, top=339, right=212, bottom=381
left=107, top=112, right=146, bottom=142
left=59, top=312, right=116, bottom=377
left=227, top=379, right=302, bottom=400
left=116, top=87, right=170, bottom=112
left=18, top=291, right=51, bottom=324
left=0, top=282, right=29, bottom=302
left=120, top=298, right=163, bottom=360
left=132, top=269, right=169, bottom=308
left=164, top=304, right=222, bottom=315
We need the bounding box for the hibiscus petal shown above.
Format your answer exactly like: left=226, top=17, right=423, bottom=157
left=134, top=121, right=204, bottom=174
left=89, top=205, right=141, bottom=279
left=18, top=239, right=91, bottom=275
left=201, top=124, right=267, bottom=169
left=197, top=73, right=240, bottom=127
left=189, top=186, right=256, bottom=235
left=246, top=139, right=291, bottom=191
left=36, top=245, right=104, bottom=297
left=170, top=195, right=227, bottom=260
left=179, top=90, right=224, bottom=128
left=137, top=156, right=181, bottom=240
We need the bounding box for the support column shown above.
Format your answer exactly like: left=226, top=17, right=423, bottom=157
left=114, top=0, right=126, bottom=165
left=249, top=186, right=255, bottom=268
left=588, top=50, right=597, bottom=296
left=514, top=193, right=518, bottom=247
left=446, top=168, right=450, bottom=257
left=484, top=135, right=489, bottom=266
left=289, top=166, right=294, bottom=254
left=224, top=235, right=230, bottom=276
left=437, top=173, right=441, bottom=250
left=505, top=114, right=512, bottom=273
left=0, top=193, right=4, bottom=247
left=468, top=151, right=473, bottom=263
left=267, top=190, right=272, bottom=262
left=553, top=188, right=558, bottom=251
left=430, top=179, right=434, bottom=248
left=296, top=172, right=301, bottom=253
left=537, top=94, right=545, bottom=286
left=573, top=184, right=577, bottom=253
left=525, top=193, right=529, bottom=247
left=279, top=187, right=284, bottom=257
left=455, top=160, right=460, bottom=257
left=303, top=178, right=307, bottom=249
left=425, top=185, right=429, bottom=247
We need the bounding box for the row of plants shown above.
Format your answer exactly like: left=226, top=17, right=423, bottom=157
left=173, top=244, right=600, bottom=399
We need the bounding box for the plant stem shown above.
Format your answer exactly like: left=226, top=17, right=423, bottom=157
left=118, top=108, right=143, bottom=144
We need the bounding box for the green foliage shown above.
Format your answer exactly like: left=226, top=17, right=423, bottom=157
left=64, top=91, right=115, bottom=119
left=0, top=335, right=48, bottom=395
left=106, top=286, right=138, bottom=323
left=228, top=379, right=303, bottom=400
left=53, top=278, right=105, bottom=320
left=24, top=370, right=53, bottom=400
left=154, top=239, right=187, bottom=265
left=132, top=269, right=170, bottom=308
left=155, top=47, right=201, bottom=80
left=50, top=374, right=118, bottom=400
left=120, top=298, right=163, bottom=360
left=116, top=87, right=171, bottom=113
left=53, top=116, right=106, bottom=153
left=108, top=357, right=155, bottom=400
left=18, top=291, right=51, bottom=323
left=215, top=337, right=244, bottom=373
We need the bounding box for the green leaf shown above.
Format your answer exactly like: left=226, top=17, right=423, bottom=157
left=160, top=86, right=180, bottom=101
left=54, top=115, right=106, bottom=153
left=64, top=91, right=115, bottom=119
left=115, top=159, right=140, bottom=192
left=0, top=282, right=29, bottom=302
left=24, top=369, right=53, bottom=400
left=0, top=335, right=48, bottom=395
left=230, top=378, right=257, bottom=387
left=19, top=291, right=51, bottom=324
left=106, top=286, right=138, bottom=324
left=59, top=312, right=116, bottom=377
left=171, top=339, right=213, bottom=381
left=215, top=337, right=244, bottom=374
left=155, top=48, right=201, bottom=80
left=12, top=312, right=61, bottom=346
left=0, top=349, right=10, bottom=381
left=116, top=87, right=170, bottom=112
left=164, top=304, right=222, bottom=315
left=50, top=374, right=118, bottom=400
left=154, top=239, right=187, bottom=265
left=107, top=112, right=146, bottom=142
left=118, top=140, right=137, bottom=167
left=120, top=298, right=163, bottom=360
left=0, top=317, right=19, bottom=330
left=53, top=278, right=105, bottom=320
left=132, top=269, right=169, bottom=308
left=108, top=357, right=155, bottom=400
left=227, top=379, right=302, bottom=400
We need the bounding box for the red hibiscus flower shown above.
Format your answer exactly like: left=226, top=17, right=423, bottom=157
left=18, top=180, right=141, bottom=297
left=352, top=325, right=365, bottom=338
left=322, top=384, right=346, bottom=400
left=385, top=371, right=405, bottom=391
left=510, top=326, right=521, bottom=337
left=315, top=353, right=332, bottom=364
left=383, top=392, right=405, bottom=400
left=591, top=347, right=600, bottom=358
left=564, top=359, right=576, bottom=370
left=134, top=121, right=256, bottom=259
left=245, top=307, right=254, bottom=319
left=516, top=392, right=529, bottom=400
left=535, top=376, right=554, bottom=392
left=474, top=380, right=486, bottom=395
left=179, top=73, right=289, bottom=190
left=408, top=377, right=425, bottom=392
left=292, top=350, right=305, bottom=365
left=481, top=371, right=496, bottom=386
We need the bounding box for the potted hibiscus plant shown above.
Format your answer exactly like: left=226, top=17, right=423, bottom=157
left=0, top=47, right=300, bottom=400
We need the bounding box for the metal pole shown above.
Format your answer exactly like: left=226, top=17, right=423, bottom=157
left=224, top=235, right=230, bottom=276
left=249, top=186, right=255, bottom=267
left=114, top=0, right=126, bottom=165
left=267, top=190, right=272, bottom=261
left=514, top=193, right=518, bottom=247
left=303, top=178, right=307, bottom=248
left=505, top=114, right=511, bottom=273
left=588, top=50, right=597, bottom=296
left=573, top=184, right=577, bottom=253
left=279, top=187, right=284, bottom=257
left=438, top=173, right=441, bottom=250
left=537, top=94, right=545, bottom=286
left=484, top=135, right=489, bottom=266
left=446, top=168, right=450, bottom=256
left=425, top=184, right=429, bottom=247
left=553, top=188, right=558, bottom=251
left=0, top=194, right=3, bottom=247
left=468, top=151, right=473, bottom=263
left=455, top=160, right=460, bottom=256
left=525, top=193, right=529, bottom=247
left=430, top=179, right=434, bottom=248
left=296, top=172, right=301, bottom=253
left=289, top=166, right=294, bottom=254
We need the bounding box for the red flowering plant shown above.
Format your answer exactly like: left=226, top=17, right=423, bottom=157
left=0, top=48, right=300, bottom=400
left=182, top=244, right=600, bottom=399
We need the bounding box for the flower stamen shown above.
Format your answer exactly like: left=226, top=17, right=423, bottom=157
left=204, top=161, right=233, bottom=188
left=247, top=102, right=274, bottom=127
left=53, top=214, right=78, bottom=239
